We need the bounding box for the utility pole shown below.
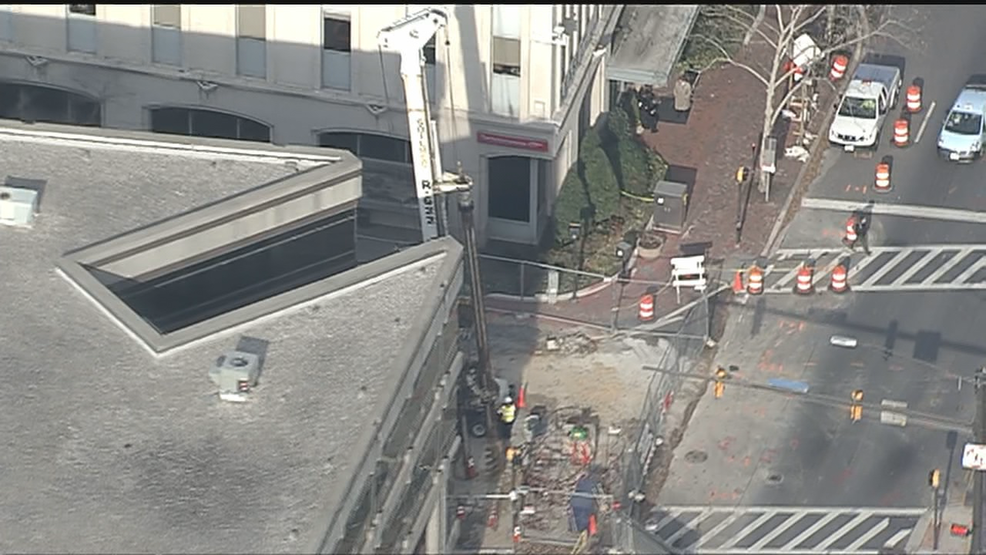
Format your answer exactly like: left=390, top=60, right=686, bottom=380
left=974, top=367, right=986, bottom=553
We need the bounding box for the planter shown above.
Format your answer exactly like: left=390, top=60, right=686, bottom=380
left=637, top=231, right=665, bottom=260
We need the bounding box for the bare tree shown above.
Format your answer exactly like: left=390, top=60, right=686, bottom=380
left=689, top=4, right=913, bottom=192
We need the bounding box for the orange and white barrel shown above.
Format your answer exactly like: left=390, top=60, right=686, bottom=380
left=875, top=162, right=891, bottom=192
left=830, top=264, right=849, bottom=293
left=829, top=55, right=849, bottom=81
left=794, top=264, right=815, bottom=295
left=746, top=266, right=764, bottom=295
left=893, top=119, right=909, bottom=147
left=638, top=294, right=655, bottom=321
left=906, top=85, right=922, bottom=113
left=845, top=218, right=858, bottom=243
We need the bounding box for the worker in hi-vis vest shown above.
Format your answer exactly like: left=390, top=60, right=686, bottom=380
left=498, top=396, right=517, bottom=441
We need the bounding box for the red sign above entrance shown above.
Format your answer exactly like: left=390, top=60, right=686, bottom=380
left=476, top=131, right=549, bottom=153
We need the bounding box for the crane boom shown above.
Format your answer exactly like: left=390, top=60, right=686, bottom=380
left=378, top=8, right=449, bottom=242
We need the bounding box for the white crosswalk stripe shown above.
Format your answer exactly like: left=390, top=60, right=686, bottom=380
left=766, top=245, right=986, bottom=292
left=645, top=506, right=926, bottom=554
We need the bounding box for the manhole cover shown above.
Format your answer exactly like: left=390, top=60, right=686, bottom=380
left=766, top=472, right=784, bottom=485
left=684, top=450, right=708, bottom=463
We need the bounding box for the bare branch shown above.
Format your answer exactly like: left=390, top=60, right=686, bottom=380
left=793, top=5, right=828, bottom=34
left=774, top=4, right=785, bottom=34
left=743, top=5, right=767, bottom=46
left=704, top=5, right=779, bottom=50
left=689, top=34, right=771, bottom=87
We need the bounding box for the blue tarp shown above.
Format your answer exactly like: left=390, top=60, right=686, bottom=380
left=570, top=475, right=597, bottom=532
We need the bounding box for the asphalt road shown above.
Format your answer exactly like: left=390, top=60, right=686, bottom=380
left=659, top=3, right=986, bottom=528
left=757, top=4, right=986, bottom=507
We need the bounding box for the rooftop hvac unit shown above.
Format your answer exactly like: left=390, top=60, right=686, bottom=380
left=209, top=351, right=261, bottom=403
left=0, top=185, right=40, bottom=227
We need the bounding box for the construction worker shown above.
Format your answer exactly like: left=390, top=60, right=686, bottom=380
left=498, top=396, right=517, bottom=441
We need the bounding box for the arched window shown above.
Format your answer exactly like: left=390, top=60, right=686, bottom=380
left=0, top=81, right=101, bottom=126
left=317, top=131, right=411, bottom=164
left=149, top=106, right=270, bottom=142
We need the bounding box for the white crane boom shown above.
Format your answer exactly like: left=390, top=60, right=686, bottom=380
left=378, top=8, right=465, bottom=242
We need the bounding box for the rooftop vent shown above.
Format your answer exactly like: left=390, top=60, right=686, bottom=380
left=209, top=350, right=261, bottom=403
left=0, top=181, right=41, bottom=228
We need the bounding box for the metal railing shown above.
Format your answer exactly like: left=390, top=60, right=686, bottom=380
left=478, top=253, right=610, bottom=299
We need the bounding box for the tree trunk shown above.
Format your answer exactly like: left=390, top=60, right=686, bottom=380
left=825, top=5, right=836, bottom=44
left=758, top=81, right=777, bottom=194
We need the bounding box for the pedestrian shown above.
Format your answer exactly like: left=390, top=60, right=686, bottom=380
left=855, top=214, right=871, bottom=255
left=497, top=396, right=516, bottom=442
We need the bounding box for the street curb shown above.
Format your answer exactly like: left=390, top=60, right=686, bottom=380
left=760, top=43, right=866, bottom=258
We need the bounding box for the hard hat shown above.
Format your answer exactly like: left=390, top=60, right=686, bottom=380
left=504, top=397, right=513, bottom=404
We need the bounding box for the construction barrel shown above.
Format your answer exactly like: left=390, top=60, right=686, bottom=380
left=794, top=263, right=814, bottom=295
left=875, top=162, right=891, bottom=192
left=829, top=54, right=849, bottom=81
left=830, top=264, right=849, bottom=293
left=638, top=294, right=655, bottom=322
left=893, top=118, right=909, bottom=147
left=746, top=265, right=764, bottom=295
left=906, top=85, right=922, bottom=113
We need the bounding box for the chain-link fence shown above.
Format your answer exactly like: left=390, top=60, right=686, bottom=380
left=612, top=295, right=711, bottom=554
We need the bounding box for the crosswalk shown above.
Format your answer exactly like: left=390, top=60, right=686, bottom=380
left=644, top=505, right=925, bottom=554
left=763, top=245, right=986, bottom=293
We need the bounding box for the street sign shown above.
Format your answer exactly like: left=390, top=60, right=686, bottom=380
left=962, top=443, right=986, bottom=470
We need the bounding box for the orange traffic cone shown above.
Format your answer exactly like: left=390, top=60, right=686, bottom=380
left=517, top=383, right=526, bottom=409
left=588, top=514, right=598, bottom=536
left=732, top=270, right=744, bottom=293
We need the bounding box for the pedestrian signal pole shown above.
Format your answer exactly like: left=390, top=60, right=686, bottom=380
left=929, top=468, right=941, bottom=550
left=850, top=389, right=864, bottom=422
left=973, top=368, right=986, bottom=552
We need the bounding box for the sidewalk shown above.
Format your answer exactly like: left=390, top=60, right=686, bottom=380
left=486, top=43, right=822, bottom=330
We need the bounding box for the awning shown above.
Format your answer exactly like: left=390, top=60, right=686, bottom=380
left=607, top=5, right=700, bottom=88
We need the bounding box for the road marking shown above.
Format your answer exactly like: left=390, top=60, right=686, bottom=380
left=922, top=247, right=974, bottom=284
left=862, top=249, right=910, bottom=285
left=889, top=248, right=938, bottom=286
left=955, top=255, right=986, bottom=283
left=914, top=100, right=937, bottom=144
left=811, top=255, right=850, bottom=288
left=800, top=198, right=986, bottom=224
left=651, top=507, right=926, bottom=554
left=847, top=517, right=892, bottom=551
left=847, top=251, right=885, bottom=281
left=881, top=399, right=908, bottom=409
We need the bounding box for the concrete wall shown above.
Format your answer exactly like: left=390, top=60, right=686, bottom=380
left=0, top=4, right=620, bottom=245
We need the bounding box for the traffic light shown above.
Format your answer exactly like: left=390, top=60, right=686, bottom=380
left=850, top=389, right=864, bottom=421
left=929, top=468, right=941, bottom=489
left=714, top=367, right=727, bottom=399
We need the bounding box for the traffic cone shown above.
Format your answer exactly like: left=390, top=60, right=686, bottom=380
left=732, top=270, right=744, bottom=293
left=517, top=383, right=526, bottom=409
left=588, top=514, right=598, bottom=536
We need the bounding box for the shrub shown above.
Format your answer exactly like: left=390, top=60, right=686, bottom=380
left=553, top=170, right=590, bottom=245
left=603, top=101, right=669, bottom=197
left=579, top=129, right=621, bottom=222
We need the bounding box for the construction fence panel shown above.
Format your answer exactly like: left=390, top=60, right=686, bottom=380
left=617, top=297, right=710, bottom=554
left=477, top=254, right=606, bottom=299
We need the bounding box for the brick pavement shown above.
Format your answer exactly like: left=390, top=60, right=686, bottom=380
left=488, top=44, right=833, bottom=328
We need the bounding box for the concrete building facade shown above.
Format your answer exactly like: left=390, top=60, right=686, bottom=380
left=0, top=4, right=621, bottom=246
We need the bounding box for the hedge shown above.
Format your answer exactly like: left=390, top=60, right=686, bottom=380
left=551, top=92, right=667, bottom=247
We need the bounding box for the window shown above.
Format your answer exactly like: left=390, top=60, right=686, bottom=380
left=945, top=111, right=983, bottom=135
left=424, top=37, right=437, bottom=102
left=488, top=156, right=532, bottom=223
left=322, top=15, right=351, bottom=90
left=236, top=5, right=266, bottom=78
left=67, top=4, right=96, bottom=53
left=491, top=6, right=521, bottom=116
left=149, top=107, right=271, bottom=143
left=0, top=82, right=101, bottom=126
left=0, top=5, right=12, bottom=43
left=151, top=5, right=181, bottom=65
left=318, top=132, right=411, bottom=164
left=69, top=4, right=95, bottom=16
